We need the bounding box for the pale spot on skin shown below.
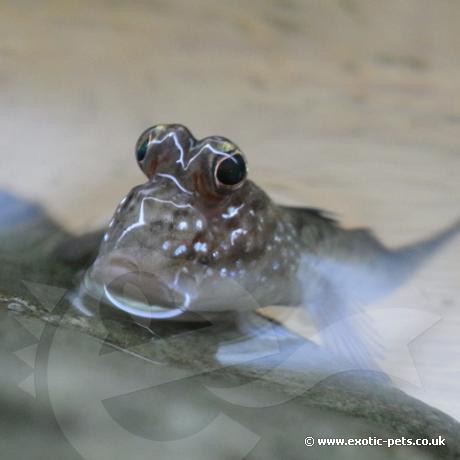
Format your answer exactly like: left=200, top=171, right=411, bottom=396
left=177, top=220, right=188, bottom=231
left=223, top=204, right=244, bottom=219
left=230, top=228, right=247, bottom=245
left=174, top=244, right=187, bottom=256
left=194, top=242, right=208, bottom=253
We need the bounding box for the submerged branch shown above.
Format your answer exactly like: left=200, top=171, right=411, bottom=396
left=1, top=285, right=459, bottom=459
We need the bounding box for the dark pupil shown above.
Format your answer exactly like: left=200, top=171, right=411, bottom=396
left=136, top=139, right=149, bottom=162
left=216, top=154, right=246, bottom=186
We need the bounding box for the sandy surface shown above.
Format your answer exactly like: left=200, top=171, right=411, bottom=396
left=0, top=0, right=459, bottom=419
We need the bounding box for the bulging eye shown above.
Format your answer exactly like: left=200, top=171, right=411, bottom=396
left=135, top=127, right=154, bottom=168
left=214, top=154, right=247, bottom=189
left=136, top=138, right=149, bottom=163
left=134, top=124, right=195, bottom=180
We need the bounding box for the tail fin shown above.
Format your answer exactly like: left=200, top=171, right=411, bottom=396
left=390, top=218, right=460, bottom=281
left=300, top=217, right=460, bottom=374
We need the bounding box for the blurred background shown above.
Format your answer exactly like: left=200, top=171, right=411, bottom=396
left=0, top=0, right=459, bottom=457
left=1, top=0, right=459, bottom=234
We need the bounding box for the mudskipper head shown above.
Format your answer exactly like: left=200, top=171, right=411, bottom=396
left=77, top=124, right=300, bottom=319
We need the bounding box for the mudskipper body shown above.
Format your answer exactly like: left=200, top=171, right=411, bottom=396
left=75, top=124, right=460, bottom=367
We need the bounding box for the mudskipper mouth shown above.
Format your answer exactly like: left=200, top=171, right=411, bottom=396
left=74, top=255, right=263, bottom=321
left=73, top=255, right=199, bottom=320
left=102, top=270, right=190, bottom=319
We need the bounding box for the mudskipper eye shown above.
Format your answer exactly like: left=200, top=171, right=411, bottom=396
left=135, top=124, right=195, bottom=180
left=215, top=154, right=247, bottom=189
left=136, top=138, right=149, bottom=163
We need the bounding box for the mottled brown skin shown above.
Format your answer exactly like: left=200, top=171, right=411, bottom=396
left=77, top=124, right=460, bottom=338
left=88, top=177, right=304, bottom=312
left=78, top=125, right=307, bottom=316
